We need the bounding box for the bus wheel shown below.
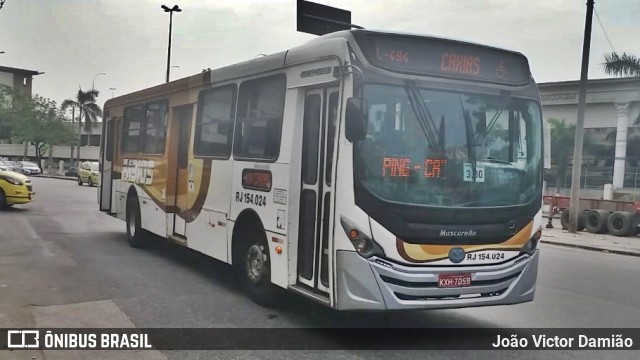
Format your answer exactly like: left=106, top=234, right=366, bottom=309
left=126, top=196, right=147, bottom=248
left=242, top=235, right=279, bottom=306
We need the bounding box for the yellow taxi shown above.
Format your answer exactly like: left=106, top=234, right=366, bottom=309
left=0, top=169, right=34, bottom=208
left=78, top=161, right=100, bottom=187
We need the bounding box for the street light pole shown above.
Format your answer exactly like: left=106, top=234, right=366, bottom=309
left=92, top=72, right=106, bottom=90
left=162, top=4, right=182, bottom=83
left=568, top=0, right=595, bottom=233
left=109, top=87, right=116, bottom=98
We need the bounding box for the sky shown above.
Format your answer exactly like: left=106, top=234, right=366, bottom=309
left=0, top=0, right=639, bottom=111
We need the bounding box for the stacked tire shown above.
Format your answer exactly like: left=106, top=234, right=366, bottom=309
left=561, top=207, right=639, bottom=236
left=584, top=209, right=610, bottom=234
left=606, top=211, right=638, bottom=237
left=560, top=209, right=586, bottom=231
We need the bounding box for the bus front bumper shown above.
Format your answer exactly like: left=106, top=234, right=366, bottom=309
left=335, top=250, right=539, bottom=311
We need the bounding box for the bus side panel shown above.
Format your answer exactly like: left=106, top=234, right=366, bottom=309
left=114, top=180, right=128, bottom=222
left=184, top=158, right=230, bottom=263
left=137, top=185, right=168, bottom=238
left=227, top=85, right=299, bottom=290
left=229, top=161, right=291, bottom=289
left=111, top=153, right=169, bottom=238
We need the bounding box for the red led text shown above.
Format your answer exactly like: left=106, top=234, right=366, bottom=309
left=382, top=157, right=411, bottom=177
left=424, top=158, right=446, bottom=178
left=441, top=53, right=481, bottom=76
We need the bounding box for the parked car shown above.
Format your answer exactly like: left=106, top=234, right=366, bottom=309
left=0, top=168, right=34, bottom=208
left=0, top=161, right=8, bottom=171
left=16, top=161, right=41, bottom=175
left=65, top=167, right=78, bottom=177
left=1, top=160, right=18, bottom=172
left=78, top=161, right=99, bottom=186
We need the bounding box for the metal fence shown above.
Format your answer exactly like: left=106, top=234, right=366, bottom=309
left=544, top=167, right=640, bottom=190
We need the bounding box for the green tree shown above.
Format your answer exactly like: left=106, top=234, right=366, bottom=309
left=61, top=88, right=102, bottom=167
left=1, top=88, right=74, bottom=169
left=0, top=85, right=15, bottom=140
left=548, top=118, right=595, bottom=193
left=603, top=52, right=640, bottom=125
left=603, top=52, right=640, bottom=77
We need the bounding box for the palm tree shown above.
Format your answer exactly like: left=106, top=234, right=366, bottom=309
left=603, top=52, right=640, bottom=77
left=603, top=52, right=640, bottom=126
left=62, top=88, right=102, bottom=167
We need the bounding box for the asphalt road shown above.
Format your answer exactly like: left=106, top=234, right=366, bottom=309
left=1, top=177, right=639, bottom=360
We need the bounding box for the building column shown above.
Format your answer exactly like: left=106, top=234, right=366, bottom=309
left=613, top=102, right=630, bottom=188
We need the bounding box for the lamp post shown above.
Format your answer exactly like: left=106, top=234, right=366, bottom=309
left=162, top=4, right=182, bottom=83
left=92, top=72, right=106, bottom=90
left=109, top=87, right=116, bottom=98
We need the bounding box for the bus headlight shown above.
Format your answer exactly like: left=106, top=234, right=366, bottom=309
left=520, top=229, right=541, bottom=255
left=340, top=217, right=385, bottom=258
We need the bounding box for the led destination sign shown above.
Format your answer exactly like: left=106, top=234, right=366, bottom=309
left=356, top=33, right=531, bottom=85
left=382, top=157, right=447, bottom=179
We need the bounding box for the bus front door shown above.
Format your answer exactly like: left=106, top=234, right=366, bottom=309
left=298, top=87, right=340, bottom=294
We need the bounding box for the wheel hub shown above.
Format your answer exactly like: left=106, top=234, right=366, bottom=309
left=246, top=244, right=267, bottom=284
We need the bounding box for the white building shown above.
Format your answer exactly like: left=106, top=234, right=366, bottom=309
left=538, top=77, right=640, bottom=190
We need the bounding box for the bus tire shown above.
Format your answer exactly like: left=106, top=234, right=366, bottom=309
left=238, top=229, right=279, bottom=307
left=126, top=194, right=148, bottom=248
left=560, top=209, right=586, bottom=231
left=585, top=209, right=610, bottom=234
left=607, top=211, right=635, bottom=237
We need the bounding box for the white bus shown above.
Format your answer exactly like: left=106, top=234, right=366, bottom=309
left=99, top=29, right=548, bottom=310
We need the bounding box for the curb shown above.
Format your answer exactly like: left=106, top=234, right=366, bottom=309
left=32, top=175, right=77, bottom=181
left=540, top=239, right=640, bottom=258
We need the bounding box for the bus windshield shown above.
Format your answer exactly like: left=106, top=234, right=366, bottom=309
left=355, top=83, right=542, bottom=208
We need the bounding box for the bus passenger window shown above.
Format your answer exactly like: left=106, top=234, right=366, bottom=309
left=194, top=85, right=237, bottom=157
left=234, top=74, right=286, bottom=161
left=121, top=105, right=143, bottom=153
left=142, top=101, right=168, bottom=155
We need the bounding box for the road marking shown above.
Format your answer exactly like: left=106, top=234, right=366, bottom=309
left=31, top=300, right=168, bottom=360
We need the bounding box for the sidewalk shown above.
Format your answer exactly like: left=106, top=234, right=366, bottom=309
left=541, top=217, right=640, bottom=257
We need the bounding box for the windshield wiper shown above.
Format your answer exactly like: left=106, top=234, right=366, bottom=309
left=474, top=90, right=511, bottom=144
left=404, top=80, right=440, bottom=151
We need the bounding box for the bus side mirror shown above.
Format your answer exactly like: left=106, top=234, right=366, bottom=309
left=345, top=97, right=368, bottom=142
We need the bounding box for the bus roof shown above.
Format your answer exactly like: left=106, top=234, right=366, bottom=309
left=105, top=29, right=529, bottom=109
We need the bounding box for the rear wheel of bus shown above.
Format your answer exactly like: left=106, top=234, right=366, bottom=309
left=126, top=194, right=148, bottom=248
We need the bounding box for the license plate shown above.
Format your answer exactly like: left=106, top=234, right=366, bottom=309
left=438, top=273, right=472, bottom=288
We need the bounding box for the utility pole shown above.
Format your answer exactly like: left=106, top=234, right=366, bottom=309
left=568, top=0, right=595, bottom=233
